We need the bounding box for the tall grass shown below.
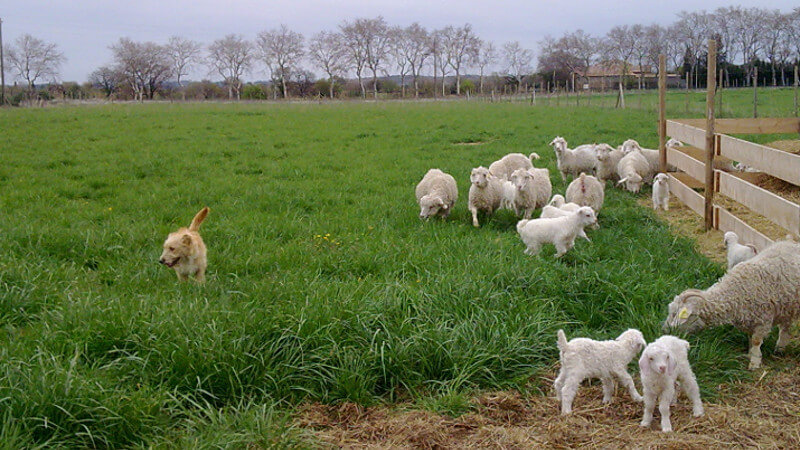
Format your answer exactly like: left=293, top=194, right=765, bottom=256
left=0, top=94, right=781, bottom=445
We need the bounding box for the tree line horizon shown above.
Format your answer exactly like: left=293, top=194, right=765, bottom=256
left=2, top=5, right=800, bottom=104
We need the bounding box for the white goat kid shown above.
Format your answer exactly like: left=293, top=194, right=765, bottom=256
left=639, top=336, right=703, bottom=432
left=554, top=329, right=647, bottom=415
left=652, top=173, right=670, bottom=211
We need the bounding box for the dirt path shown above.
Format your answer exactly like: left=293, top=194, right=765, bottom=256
left=297, top=362, right=800, bottom=448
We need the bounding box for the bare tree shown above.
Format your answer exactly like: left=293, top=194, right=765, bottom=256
left=664, top=24, right=685, bottom=75
left=443, top=23, right=480, bottom=95
left=629, top=24, right=648, bottom=89
left=674, top=11, right=710, bottom=88
left=731, top=7, right=765, bottom=86
left=340, top=19, right=369, bottom=98
left=397, top=23, right=430, bottom=98
left=603, top=25, right=636, bottom=86
left=308, top=31, right=347, bottom=99
left=387, top=26, right=409, bottom=97
left=537, top=35, right=571, bottom=87
left=88, top=65, right=121, bottom=98
left=502, top=41, right=533, bottom=93
left=563, top=30, right=598, bottom=87
left=712, top=6, right=738, bottom=86
left=776, top=18, right=795, bottom=86
left=790, top=8, right=800, bottom=64
left=207, top=34, right=253, bottom=100
left=256, top=25, right=304, bottom=99
left=5, top=34, right=65, bottom=94
left=760, top=10, right=790, bottom=86
left=362, top=17, right=391, bottom=99
left=643, top=24, right=667, bottom=75
left=166, top=36, right=201, bottom=89
left=475, top=40, right=497, bottom=94
left=433, top=29, right=452, bottom=96
left=110, top=38, right=171, bottom=101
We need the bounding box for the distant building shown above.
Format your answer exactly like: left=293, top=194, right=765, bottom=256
left=579, top=62, right=683, bottom=90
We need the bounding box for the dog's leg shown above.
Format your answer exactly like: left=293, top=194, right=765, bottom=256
left=194, top=268, right=206, bottom=284
left=176, top=271, right=188, bottom=282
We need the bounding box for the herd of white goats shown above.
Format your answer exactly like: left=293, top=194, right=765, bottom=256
left=415, top=137, right=800, bottom=432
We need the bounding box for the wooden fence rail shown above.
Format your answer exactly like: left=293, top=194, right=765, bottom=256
left=657, top=40, right=799, bottom=252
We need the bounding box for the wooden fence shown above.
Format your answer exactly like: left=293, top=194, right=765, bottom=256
left=658, top=40, right=800, bottom=251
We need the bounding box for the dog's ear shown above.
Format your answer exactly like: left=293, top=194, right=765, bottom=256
left=181, top=234, right=192, bottom=246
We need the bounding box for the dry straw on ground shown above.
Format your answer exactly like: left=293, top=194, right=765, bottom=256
left=297, top=366, right=800, bottom=448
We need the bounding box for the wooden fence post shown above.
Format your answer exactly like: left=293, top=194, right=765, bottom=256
left=705, top=40, right=717, bottom=231
left=753, top=66, right=758, bottom=119
left=685, top=72, right=690, bottom=114
left=718, top=68, right=723, bottom=117
left=794, top=66, right=798, bottom=118
left=658, top=54, right=667, bottom=173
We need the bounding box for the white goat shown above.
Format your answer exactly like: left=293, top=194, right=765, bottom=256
left=415, top=169, right=458, bottom=219
left=549, top=136, right=599, bottom=182
left=664, top=240, right=800, bottom=369
left=540, top=206, right=590, bottom=241
left=554, top=329, right=647, bottom=415
left=594, top=143, right=624, bottom=182
left=516, top=206, right=596, bottom=257
left=468, top=166, right=503, bottom=227
left=488, top=152, right=541, bottom=180
left=510, top=168, right=539, bottom=219
left=548, top=194, right=580, bottom=211
left=566, top=172, right=604, bottom=212
left=652, top=173, right=670, bottom=211
left=723, top=231, right=757, bottom=270
left=639, top=335, right=703, bottom=432
left=616, top=150, right=650, bottom=193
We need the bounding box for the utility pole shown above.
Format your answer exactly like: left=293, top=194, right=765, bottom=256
left=0, top=17, right=5, bottom=106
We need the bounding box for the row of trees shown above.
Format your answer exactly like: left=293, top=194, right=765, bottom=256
left=86, top=19, right=535, bottom=101
left=3, top=5, right=800, bottom=103
left=539, top=6, right=800, bottom=91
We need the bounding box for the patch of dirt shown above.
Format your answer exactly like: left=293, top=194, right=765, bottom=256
left=297, top=365, right=800, bottom=448
left=765, top=140, right=800, bottom=154
left=640, top=196, right=726, bottom=265
left=452, top=141, right=489, bottom=146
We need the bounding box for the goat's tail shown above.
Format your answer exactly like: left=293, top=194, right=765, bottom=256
left=530, top=152, right=541, bottom=162
left=557, top=329, right=568, bottom=351
left=189, top=207, right=210, bottom=232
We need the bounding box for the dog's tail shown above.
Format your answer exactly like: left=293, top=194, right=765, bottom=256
left=189, top=207, right=210, bottom=231
left=557, top=329, right=568, bottom=351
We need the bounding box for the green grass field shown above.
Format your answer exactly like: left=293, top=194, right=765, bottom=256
left=0, top=91, right=793, bottom=446
left=526, top=85, right=799, bottom=119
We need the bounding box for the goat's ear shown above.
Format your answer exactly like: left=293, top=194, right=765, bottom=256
left=667, top=354, right=677, bottom=376
left=638, top=353, right=649, bottom=374
left=617, top=178, right=627, bottom=185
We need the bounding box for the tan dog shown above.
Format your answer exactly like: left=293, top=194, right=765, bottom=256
left=159, top=207, right=209, bottom=283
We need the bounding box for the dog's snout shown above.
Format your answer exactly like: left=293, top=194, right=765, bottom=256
left=158, top=258, right=165, bottom=265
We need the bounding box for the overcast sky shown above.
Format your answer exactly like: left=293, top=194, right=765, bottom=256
left=1, top=0, right=797, bottom=82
